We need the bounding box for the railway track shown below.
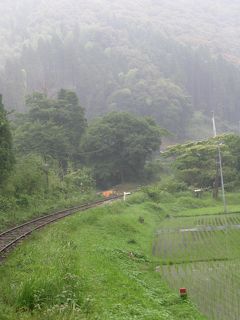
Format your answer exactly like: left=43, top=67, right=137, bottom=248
left=0, top=195, right=122, bottom=260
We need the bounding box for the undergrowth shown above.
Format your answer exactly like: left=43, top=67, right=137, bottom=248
left=0, top=193, right=206, bottom=319
left=0, top=191, right=99, bottom=232
left=0, top=188, right=239, bottom=319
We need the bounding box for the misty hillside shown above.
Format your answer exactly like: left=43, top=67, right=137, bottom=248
left=1, top=0, right=240, bottom=138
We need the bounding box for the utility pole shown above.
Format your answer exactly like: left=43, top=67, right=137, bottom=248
left=212, top=112, right=227, bottom=213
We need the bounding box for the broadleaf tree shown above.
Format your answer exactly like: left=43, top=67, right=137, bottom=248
left=81, top=112, right=162, bottom=186
left=164, top=134, right=239, bottom=190
left=0, top=94, right=14, bottom=185
left=14, top=90, right=87, bottom=173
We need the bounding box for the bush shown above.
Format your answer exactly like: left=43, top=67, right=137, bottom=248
left=159, top=178, right=188, bottom=193
left=0, top=195, right=15, bottom=211
left=143, top=160, right=163, bottom=182
left=6, top=155, right=46, bottom=196
left=15, top=195, right=29, bottom=208
left=176, top=196, right=209, bottom=209
left=64, top=168, right=95, bottom=193
left=142, top=186, right=174, bottom=203
left=125, top=192, right=147, bottom=204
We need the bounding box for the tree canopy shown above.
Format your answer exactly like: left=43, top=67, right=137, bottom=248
left=14, top=90, right=87, bottom=172
left=1, top=1, right=240, bottom=138
left=0, top=95, right=14, bottom=185
left=164, top=134, right=240, bottom=190
left=81, top=112, right=162, bottom=186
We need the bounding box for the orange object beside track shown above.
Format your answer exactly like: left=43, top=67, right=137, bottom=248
left=102, top=190, right=114, bottom=197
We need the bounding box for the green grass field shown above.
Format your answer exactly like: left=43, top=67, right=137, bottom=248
left=0, top=194, right=205, bottom=320
left=1, top=190, right=240, bottom=319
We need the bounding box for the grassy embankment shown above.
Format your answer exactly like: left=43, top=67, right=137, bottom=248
left=0, top=182, right=137, bottom=233
left=0, top=191, right=100, bottom=233
left=0, top=190, right=239, bottom=319
left=0, top=191, right=211, bottom=320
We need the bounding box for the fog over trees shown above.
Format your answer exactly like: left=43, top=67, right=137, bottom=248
left=1, top=0, right=240, bottom=138
left=2, top=4, right=240, bottom=319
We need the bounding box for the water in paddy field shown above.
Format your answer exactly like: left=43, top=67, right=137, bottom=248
left=153, top=213, right=240, bottom=319
left=161, top=261, right=240, bottom=320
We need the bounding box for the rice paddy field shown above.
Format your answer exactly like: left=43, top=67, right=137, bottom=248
left=1, top=190, right=240, bottom=319
left=153, top=212, right=240, bottom=319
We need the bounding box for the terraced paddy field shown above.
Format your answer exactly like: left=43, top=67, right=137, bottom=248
left=154, top=213, right=240, bottom=319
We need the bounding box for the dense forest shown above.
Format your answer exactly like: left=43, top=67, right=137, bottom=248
left=1, top=0, right=240, bottom=213
left=1, top=0, right=240, bottom=139
left=0, top=89, right=162, bottom=227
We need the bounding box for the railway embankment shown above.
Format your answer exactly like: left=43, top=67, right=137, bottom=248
left=0, top=191, right=207, bottom=319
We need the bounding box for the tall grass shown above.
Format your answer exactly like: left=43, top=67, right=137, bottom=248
left=0, top=191, right=99, bottom=232
left=0, top=196, right=205, bottom=319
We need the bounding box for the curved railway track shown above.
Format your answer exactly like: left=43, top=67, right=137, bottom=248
left=0, top=195, right=122, bottom=260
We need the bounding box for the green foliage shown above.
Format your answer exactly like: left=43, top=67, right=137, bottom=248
left=81, top=112, right=162, bottom=186
left=165, top=134, right=240, bottom=189
left=143, top=159, right=163, bottom=182
left=0, top=198, right=205, bottom=319
left=142, top=178, right=188, bottom=204
left=64, top=167, right=95, bottom=193
left=0, top=153, right=97, bottom=230
left=0, top=195, right=15, bottom=211
left=14, top=90, right=87, bottom=172
left=5, top=154, right=47, bottom=196
left=157, top=178, right=188, bottom=194
left=0, top=95, right=14, bottom=185
left=2, top=1, right=240, bottom=138
left=108, top=75, right=192, bottom=138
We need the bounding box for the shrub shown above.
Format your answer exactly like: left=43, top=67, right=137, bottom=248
left=0, top=195, right=15, bottom=211
left=64, top=168, right=95, bottom=193
left=142, top=186, right=174, bottom=203
left=143, top=160, right=163, bottom=182
left=159, top=178, right=188, bottom=193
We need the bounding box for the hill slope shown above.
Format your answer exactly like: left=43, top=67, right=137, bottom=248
left=1, top=0, right=240, bottom=138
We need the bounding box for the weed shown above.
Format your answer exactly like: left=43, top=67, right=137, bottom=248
left=0, top=197, right=206, bottom=319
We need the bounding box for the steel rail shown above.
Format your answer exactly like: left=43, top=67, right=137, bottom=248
left=0, top=195, right=122, bottom=257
